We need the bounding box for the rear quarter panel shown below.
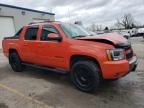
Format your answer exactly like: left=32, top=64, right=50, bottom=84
left=2, top=26, right=27, bottom=58
left=2, top=39, right=21, bottom=57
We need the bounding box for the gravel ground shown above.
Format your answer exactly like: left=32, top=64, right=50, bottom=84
left=0, top=37, right=144, bottom=108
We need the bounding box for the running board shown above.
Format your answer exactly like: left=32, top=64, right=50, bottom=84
left=22, top=63, right=68, bottom=74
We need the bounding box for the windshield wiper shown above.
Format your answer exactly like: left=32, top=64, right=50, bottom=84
left=72, top=35, right=86, bottom=38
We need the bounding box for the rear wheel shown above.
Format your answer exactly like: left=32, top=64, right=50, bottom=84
left=70, top=61, right=100, bottom=92
left=9, top=52, right=24, bottom=72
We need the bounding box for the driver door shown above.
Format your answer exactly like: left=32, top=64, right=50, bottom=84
left=37, top=25, right=66, bottom=68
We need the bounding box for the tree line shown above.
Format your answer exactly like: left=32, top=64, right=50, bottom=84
left=88, top=13, right=143, bottom=32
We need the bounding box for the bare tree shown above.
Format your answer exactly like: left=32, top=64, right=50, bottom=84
left=114, top=20, right=122, bottom=29
left=88, top=24, right=103, bottom=32
left=88, top=24, right=96, bottom=32
left=95, top=25, right=102, bottom=31
left=116, top=13, right=136, bottom=29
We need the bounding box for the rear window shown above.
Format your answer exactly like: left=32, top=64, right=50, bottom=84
left=24, top=28, right=38, bottom=40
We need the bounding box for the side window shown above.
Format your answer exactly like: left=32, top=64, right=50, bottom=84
left=41, top=26, right=58, bottom=41
left=25, top=28, right=38, bottom=40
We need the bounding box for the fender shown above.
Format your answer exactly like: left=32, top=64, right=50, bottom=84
left=66, top=47, right=108, bottom=70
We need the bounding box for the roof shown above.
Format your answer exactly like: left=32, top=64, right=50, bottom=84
left=0, top=3, right=55, bottom=15
left=27, top=21, right=62, bottom=26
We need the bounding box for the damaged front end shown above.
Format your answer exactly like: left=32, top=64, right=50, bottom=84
left=78, top=36, right=138, bottom=72
left=115, top=42, right=138, bottom=72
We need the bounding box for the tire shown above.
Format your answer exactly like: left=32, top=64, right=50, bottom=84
left=9, top=52, right=24, bottom=72
left=70, top=61, right=100, bottom=92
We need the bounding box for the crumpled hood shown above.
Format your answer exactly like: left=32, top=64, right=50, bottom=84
left=78, top=33, right=128, bottom=45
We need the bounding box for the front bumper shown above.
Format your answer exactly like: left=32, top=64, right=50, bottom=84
left=129, top=56, right=138, bottom=72
left=101, top=56, right=138, bottom=79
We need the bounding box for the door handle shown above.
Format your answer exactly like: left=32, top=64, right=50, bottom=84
left=24, top=44, right=28, bottom=46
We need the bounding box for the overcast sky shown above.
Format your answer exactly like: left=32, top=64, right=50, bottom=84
left=0, top=0, right=144, bottom=27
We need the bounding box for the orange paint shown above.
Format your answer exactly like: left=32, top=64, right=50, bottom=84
left=2, top=22, right=137, bottom=79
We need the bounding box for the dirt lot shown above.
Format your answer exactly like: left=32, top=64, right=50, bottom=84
left=0, top=37, right=144, bottom=108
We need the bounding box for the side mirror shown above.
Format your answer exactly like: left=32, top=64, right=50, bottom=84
left=48, top=33, right=62, bottom=42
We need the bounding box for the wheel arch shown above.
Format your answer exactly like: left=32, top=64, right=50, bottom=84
left=8, top=48, right=21, bottom=59
left=9, top=48, right=18, bottom=54
left=70, top=55, right=103, bottom=78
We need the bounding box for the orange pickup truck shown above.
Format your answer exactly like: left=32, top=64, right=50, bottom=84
left=2, top=21, right=138, bottom=92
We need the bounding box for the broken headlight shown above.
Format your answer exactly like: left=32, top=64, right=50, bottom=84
left=107, top=49, right=125, bottom=61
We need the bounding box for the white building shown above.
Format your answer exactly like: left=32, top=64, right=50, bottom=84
left=0, top=3, right=55, bottom=48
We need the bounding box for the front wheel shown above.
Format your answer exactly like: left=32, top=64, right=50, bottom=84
left=9, top=52, right=24, bottom=72
left=70, top=61, right=101, bottom=92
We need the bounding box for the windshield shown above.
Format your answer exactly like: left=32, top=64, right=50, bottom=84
left=61, top=24, right=93, bottom=38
